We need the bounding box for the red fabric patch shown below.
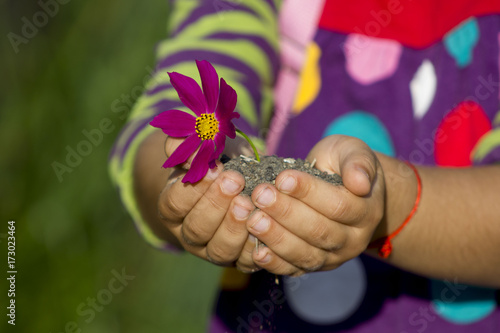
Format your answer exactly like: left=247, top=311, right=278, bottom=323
left=434, top=101, right=492, bottom=167
left=319, top=0, right=500, bottom=48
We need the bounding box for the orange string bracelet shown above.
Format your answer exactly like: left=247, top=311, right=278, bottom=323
left=368, top=162, right=422, bottom=259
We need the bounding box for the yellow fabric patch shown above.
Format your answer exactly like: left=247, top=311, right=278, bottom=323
left=292, top=42, right=322, bottom=115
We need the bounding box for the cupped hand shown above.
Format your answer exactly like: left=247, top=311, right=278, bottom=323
left=158, top=136, right=261, bottom=272
left=246, top=135, right=386, bottom=276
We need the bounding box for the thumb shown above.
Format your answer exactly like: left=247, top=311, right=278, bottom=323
left=308, top=135, right=377, bottom=197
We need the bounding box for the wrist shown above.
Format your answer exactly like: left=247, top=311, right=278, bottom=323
left=369, top=154, right=419, bottom=255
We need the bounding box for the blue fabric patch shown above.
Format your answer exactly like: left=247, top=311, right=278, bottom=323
left=323, top=111, right=395, bottom=156
left=443, top=18, right=479, bottom=68
left=431, top=280, right=496, bottom=324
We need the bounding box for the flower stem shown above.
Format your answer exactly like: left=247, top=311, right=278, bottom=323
left=235, top=129, right=260, bottom=162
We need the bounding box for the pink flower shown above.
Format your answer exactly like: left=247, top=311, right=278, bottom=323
left=150, top=60, right=240, bottom=183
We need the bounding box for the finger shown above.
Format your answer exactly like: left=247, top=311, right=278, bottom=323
left=246, top=210, right=329, bottom=272
left=182, top=169, right=245, bottom=246
left=257, top=175, right=379, bottom=258
left=205, top=195, right=254, bottom=264
left=253, top=177, right=363, bottom=230
left=275, top=170, right=384, bottom=242
left=236, top=235, right=262, bottom=273
left=158, top=163, right=222, bottom=225
left=274, top=171, right=372, bottom=225
left=252, top=246, right=305, bottom=276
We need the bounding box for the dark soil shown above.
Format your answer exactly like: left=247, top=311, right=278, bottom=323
left=222, top=155, right=343, bottom=196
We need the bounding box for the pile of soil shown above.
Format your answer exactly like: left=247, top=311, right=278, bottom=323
left=222, top=155, right=343, bottom=196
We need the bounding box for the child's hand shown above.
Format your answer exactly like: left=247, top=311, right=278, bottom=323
left=246, top=135, right=386, bottom=276
left=157, top=136, right=260, bottom=271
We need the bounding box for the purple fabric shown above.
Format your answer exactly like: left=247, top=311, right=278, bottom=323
left=151, top=99, right=183, bottom=114
left=146, top=83, right=172, bottom=96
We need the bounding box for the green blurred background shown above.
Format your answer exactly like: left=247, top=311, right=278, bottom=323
left=1, top=0, right=222, bottom=331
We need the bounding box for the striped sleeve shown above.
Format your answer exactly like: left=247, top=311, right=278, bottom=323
left=109, top=0, right=282, bottom=249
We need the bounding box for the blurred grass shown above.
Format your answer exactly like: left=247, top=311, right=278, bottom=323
left=0, top=0, right=222, bottom=332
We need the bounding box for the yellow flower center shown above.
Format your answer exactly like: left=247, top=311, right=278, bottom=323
left=195, top=113, right=219, bottom=140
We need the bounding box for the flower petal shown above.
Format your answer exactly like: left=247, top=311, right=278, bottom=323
left=215, top=78, right=238, bottom=120
left=150, top=110, right=197, bottom=137
left=196, top=60, right=219, bottom=113
left=208, top=159, right=217, bottom=169
left=168, top=72, right=207, bottom=116
left=182, top=140, right=215, bottom=183
left=211, top=133, right=227, bottom=166
left=218, top=119, right=237, bottom=139
left=163, top=134, right=201, bottom=168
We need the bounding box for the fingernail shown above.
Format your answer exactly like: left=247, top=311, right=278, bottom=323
left=233, top=204, right=251, bottom=220
left=355, top=166, right=370, bottom=181
left=222, top=177, right=240, bottom=194
left=255, top=187, right=275, bottom=207
left=256, top=250, right=271, bottom=263
left=250, top=216, right=270, bottom=234
left=206, top=167, right=220, bottom=180
left=278, top=176, right=296, bottom=193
